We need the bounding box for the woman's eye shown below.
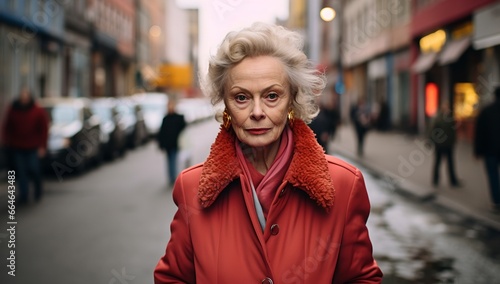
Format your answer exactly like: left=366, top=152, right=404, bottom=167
left=235, top=94, right=247, bottom=102
left=267, top=92, right=279, bottom=100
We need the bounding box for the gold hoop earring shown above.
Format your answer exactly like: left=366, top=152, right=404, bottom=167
left=287, top=110, right=295, bottom=127
left=222, top=110, right=232, bottom=130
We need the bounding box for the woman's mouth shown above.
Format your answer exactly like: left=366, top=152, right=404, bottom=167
left=246, top=128, right=270, bottom=135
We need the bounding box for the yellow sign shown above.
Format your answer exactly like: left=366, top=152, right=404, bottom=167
left=420, top=29, right=446, bottom=53
left=454, top=83, right=479, bottom=119
left=154, top=64, right=193, bottom=89
left=452, top=22, right=473, bottom=40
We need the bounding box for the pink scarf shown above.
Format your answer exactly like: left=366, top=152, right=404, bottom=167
left=235, top=125, right=294, bottom=218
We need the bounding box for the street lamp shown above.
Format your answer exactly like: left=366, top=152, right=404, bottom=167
left=320, top=7, right=336, bottom=22
left=149, top=25, right=162, bottom=38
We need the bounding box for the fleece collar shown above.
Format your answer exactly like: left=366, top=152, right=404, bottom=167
left=198, top=120, right=335, bottom=210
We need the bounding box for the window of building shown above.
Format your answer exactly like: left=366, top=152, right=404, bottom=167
left=24, top=0, right=32, bottom=17
left=8, top=0, right=16, bottom=11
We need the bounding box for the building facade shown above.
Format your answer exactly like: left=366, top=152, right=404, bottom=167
left=0, top=0, right=65, bottom=107
left=410, top=0, right=498, bottom=140
left=135, top=0, right=166, bottom=92
left=87, top=0, right=135, bottom=97
left=341, top=0, right=412, bottom=130
left=63, top=0, right=92, bottom=98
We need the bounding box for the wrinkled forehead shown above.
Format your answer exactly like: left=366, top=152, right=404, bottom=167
left=226, top=57, right=289, bottom=87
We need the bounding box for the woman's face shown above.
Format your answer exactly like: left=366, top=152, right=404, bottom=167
left=224, top=56, right=292, bottom=148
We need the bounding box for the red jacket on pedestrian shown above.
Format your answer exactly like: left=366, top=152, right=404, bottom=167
left=2, top=99, right=49, bottom=150
left=154, top=120, right=382, bottom=283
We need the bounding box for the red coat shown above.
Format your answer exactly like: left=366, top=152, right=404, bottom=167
left=2, top=101, right=49, bottom=150
left=154, top=120, right=382, bottom=283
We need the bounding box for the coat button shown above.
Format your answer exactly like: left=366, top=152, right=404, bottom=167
left=278, top=188, right=286, bottom=197
left=270, top=224, right=280, bottom=235
left=261, top=277, right=273, bottom=284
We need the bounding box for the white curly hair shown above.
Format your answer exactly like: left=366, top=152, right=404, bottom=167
left=202, top=22, right=326, bottom=123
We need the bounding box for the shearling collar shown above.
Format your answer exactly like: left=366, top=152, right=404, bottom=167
left=198, top=119, right=335, bottom=210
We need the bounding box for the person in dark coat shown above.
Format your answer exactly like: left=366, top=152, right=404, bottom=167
left=309, top=91, right=341, bottom=153
left=350, top=98, right=371, bottom=157
left=375, top=100, right=390, bottom=131
left=157, top=100, right=186, bottom=186
left=2, top=87, right=49, bottom=203
left=429, top=101, right=460, bottom=187
left=309, top=107, right=332, bottom=153
left=474, top=86, right=500, bottom=210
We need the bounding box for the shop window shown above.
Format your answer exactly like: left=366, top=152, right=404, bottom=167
left=454, top=83, right=479, bottom=120
left=425, top=82, right=439, bottom=117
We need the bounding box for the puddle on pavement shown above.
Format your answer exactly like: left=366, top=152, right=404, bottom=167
left=369, top=189, right=500, bottom=283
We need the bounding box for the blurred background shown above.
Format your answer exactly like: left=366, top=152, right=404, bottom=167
left=0, top=0, right=499, bottom=283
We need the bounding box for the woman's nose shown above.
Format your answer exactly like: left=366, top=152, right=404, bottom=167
left=250, top=101, right=266, bottom=121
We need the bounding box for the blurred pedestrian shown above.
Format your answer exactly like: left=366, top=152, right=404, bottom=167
left=429, top=101, right=461, bottom=187
left=309, top=105, right=332, bottom=152
left=325, top=102, right=341, bottom=140
left=474, top=86, right=500, bottom=211
left=157, top=99, right=186, bottom=187
left=350, top=98, right=371, bottom=157
left=154, top=22, right=382, bottom=283
left=375, top=100, right=390, bottom=131
left=1, top=87, right=49, bottom=204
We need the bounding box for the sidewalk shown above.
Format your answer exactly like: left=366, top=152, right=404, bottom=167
left=330, top=124, right=500, bottom=231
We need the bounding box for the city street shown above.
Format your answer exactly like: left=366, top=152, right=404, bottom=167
left=1, top=118, right=499, bottom=283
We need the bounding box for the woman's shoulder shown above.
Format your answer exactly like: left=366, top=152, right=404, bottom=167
left=172, top=163, right=204, bottom=201
left=324, top=155, right=360, bottom=176
left=323, top=155, right=366, bottom=191
left=179, top=163, right=204, bottom=180
left=323, top=155, right=370, bottom=206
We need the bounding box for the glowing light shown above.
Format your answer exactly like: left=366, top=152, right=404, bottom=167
left=425, top=83, right=439, bottom=117
left=454, top=83, right=479, bottom=119
left=149, top=25, right=162, bottom=38
left=420, top=29, right=446, bottom=53
left=320, top=7, right=336, bottom=22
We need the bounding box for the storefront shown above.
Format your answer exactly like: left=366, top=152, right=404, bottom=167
left=412, top=29, right=446, bottom=134
left=64, top=30, right=91, bottom=98
left=439, top=21, right=480, bottom=143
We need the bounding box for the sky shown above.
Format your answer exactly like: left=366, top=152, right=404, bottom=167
left=176, top=0, right=290, bottom=75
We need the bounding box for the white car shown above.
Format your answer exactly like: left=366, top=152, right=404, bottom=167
left=132, top=92, right=168, bottom=137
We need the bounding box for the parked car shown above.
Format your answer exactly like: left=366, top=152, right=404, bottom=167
left=40, top=97, right=102, bottom=176
left=132, top=92, right=168, bottom=137
left=91, top=98, right=127, bottom=160
left=176, top=97, right=215, bottom=123
left=115, top=97, right=148, bottom=148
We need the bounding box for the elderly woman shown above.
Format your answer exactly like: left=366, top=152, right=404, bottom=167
left=154, top=23, right=382, bottom=283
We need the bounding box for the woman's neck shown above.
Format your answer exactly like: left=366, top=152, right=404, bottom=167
left=243, top=138, right=281, bottom=175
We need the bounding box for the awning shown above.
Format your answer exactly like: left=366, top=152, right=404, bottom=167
left=439, top=37, right=471, bottom=65
left=473, top=2, right=500, bottom=50
left=412, top=52, right=438, bottom=73
left=474, top=34, right=500, bottom=50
